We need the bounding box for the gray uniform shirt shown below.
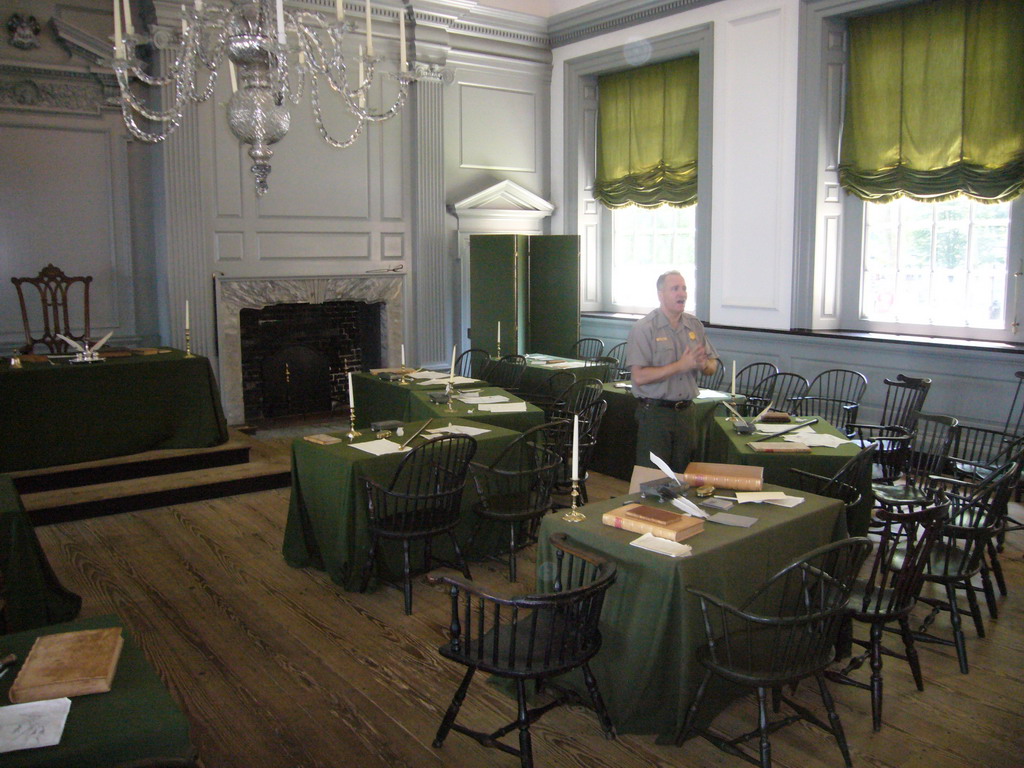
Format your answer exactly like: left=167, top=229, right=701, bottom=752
left=625, top=309, right=718, bottom=401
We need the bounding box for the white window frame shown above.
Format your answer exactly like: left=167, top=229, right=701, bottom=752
left=797, top=0, right=1024, bottom=344
left=562, top=23, right=715, bottom=319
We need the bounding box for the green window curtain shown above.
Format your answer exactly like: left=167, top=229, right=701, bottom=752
left=594, top=56, right=699, bottom=209
left=839, top=0, right=1024, bottom=204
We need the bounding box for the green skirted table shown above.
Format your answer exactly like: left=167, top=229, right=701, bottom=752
left=536, top=488, right=846, bottom=743
left=517, top=354, right=611, bottom=396
left=0, top=614, right=196, bottom=768
left=0, top=475, right=81, bottom=632
left=351, top=372, right=543, bottom=433
left=591, top=385, right=743, bottom=481
left=283, top=419, right=522, bottom=591
left=705, top=416, right=872, bottom=535
left=0, top=350, right=228, bottom=472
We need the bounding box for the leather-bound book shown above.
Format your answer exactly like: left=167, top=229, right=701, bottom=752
left=682, top=462, right=764, bottom=491
left=9, top=627, right=124, bottom=703
left=602, top=503, right=704, bottom=542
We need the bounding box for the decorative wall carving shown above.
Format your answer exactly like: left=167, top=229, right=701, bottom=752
left=0, top=67, right=107, bottom=114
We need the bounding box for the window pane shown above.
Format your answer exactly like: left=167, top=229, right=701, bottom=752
left=611, top=205, right=697, bottom=309
left=861, top=196, right=1011, bottom=331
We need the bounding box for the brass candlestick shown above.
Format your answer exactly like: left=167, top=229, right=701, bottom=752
left=562, top=479, right=585, bottom=522
left=347, top=403, right=363, bottom=440
left=184, top=329, right=194, bottom=357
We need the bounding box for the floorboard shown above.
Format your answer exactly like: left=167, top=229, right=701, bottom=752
left=31, top=464, right=1024, bottom=768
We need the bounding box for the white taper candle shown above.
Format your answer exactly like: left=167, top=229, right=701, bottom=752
left=122, top=0, right=134, bottom=36
left=275, top=0, right=285, bottom=45
left=184, top=300, right=190, bottom=331
left=497, top=320, right=501, bottom=348
left=449, top=345, right=456, bottom=382
left=336, top=0, right=344, bottom=21
left=348, top=371, right=355, bottom=411
left=399, top=8, right=406, bottom=71
left=400, top=343, right=405, bottom=367
left=365, top=0, right=373, bottom=56
left=228, top=60, right=238, bottom=93
left=572, top=414, right=580, bottom=481
left=113, top=0, right=123, bottom=55
left=731, top=360, right=736, bottom=396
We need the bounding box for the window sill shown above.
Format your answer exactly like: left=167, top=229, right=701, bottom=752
left=582, top=312, right=1024, bottom=354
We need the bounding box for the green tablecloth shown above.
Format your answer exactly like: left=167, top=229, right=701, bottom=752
left=0, top=614, right=195, bottom=768
left=591, top=386, right=743, bottom=481
left=283, top=419, right=522, bottom=591
left=517, top=355, right=611, bottom=396
left=0, top=350, right=228, bottom=472
left=705, top=416, right=872, bottom=535
left=536, top=488, right=846, bottom=743
left=0, top=475, right=81, bottom=632
left=350, top=372, right=484, bottom=428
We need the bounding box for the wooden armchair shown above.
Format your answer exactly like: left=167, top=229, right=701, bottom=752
left=11, top=263, right=93, bottom=354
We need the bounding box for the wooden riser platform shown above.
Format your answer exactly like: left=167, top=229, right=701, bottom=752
left=11, top=430, right=291, bottom=525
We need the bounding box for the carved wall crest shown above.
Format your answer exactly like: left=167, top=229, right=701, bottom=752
left=6, top=14, right=42, bottom=50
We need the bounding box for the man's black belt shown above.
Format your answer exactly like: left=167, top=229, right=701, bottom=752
left=639, top=397, right=692, bottom=410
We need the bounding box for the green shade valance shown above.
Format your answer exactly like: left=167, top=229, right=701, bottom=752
left=839, top=0, right=1024, bottom=204
left=594, top=56, right=699, bottom=209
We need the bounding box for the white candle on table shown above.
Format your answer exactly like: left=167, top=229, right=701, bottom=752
left=399, top=8, right=406, bottom=71
left=449, top=345, right=456, bottom=382
left=731, top=360, right=736, bottom=396
left=400, top=343, right=405, bottom=367
left=572, top=414, right=580, bottom=481
left=184, top=300, right=190, bottom=331
left=365, top=0, right=373, bottom=57
left=497, top=321, right=501, bottom=348
left=348, top=371, right=355, bottom=411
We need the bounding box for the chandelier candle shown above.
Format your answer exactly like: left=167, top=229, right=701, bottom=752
left=365, top=0, right=373, bottom=56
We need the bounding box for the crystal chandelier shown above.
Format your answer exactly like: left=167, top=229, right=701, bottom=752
left=111, top=0, right=415, bottom=196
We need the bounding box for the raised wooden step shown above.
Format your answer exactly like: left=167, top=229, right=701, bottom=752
left=21, top=458, right=291, bottom=526
left=9, top=432, right=253, bottom=494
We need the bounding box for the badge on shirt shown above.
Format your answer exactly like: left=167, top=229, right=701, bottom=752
left=689, top=331, right=697, bottom=340
left=656, top=336, right=669, bottom=342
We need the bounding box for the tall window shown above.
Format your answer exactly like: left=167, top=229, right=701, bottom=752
left=595, top=56, right=701, bottom=313
left=834, top=0, right=1024, bottom=342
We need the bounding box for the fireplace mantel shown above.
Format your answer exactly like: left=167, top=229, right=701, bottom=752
left=215, top=275, right=404, bottom=425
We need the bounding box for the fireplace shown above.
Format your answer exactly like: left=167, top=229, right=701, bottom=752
left=215, top=275, right=404, bottom=425
left=240, top=300, right=383, bottom=422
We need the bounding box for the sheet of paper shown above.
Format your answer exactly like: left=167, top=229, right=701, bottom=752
left=0, top=697, right=71, bottom=753
left=614, top=382, right=632, bottom=389
left=477, top=402, right=527, bottom=412
left=549, top=361, right=587, bottom=369
left=628, top=533, right=693, bottom=558
left=648, top=452, right=684, bottom=487
left=707, top=512, right=758, bottom=527
left=755, top=423, right=815, bottom=435
left=456, top=395, right=509, bottom=404
left=733, top=491, right=789, bottom=503
left=763, top=495, right=804, bottom=507
left=349, top=439, right=411, bottom=456
left=784, top=433, right=850, bottom=448
left=417, top=375, right=478, bottom=386
left=426, top=424, right=489, bottom=436
left=698, top=388, right=732, bottom=400
left=407, top=370, right=448, bottom=380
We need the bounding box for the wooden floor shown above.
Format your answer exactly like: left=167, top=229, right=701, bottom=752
left=33, top=453, right=1024, bottom=768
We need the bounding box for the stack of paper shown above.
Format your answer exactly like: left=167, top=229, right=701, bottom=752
left=350, top=439, right=411, bottom=456
left=456, top=394, right=508, bottom=404
left=477, top=402, right=528, bottom=412
left=426, top=424, right=489, bottom=436
left=629, top=533, right=693, bottom=557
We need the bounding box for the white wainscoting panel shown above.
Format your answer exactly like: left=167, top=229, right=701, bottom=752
left=256, top=232, right=372, bottom=261
left=459, top=83, right=537, bottom=172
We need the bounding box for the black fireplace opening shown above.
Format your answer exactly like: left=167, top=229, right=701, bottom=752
left=240, top=300, right=384, bottom=422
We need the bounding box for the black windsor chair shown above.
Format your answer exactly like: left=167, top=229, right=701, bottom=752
left=826, top=502, right=948, bottom=730
left=696, top=365, right=725, bottom=392
left=791, top=369, right=868, bottom=436
left=525, top=371, right=577, bottom=418
left=550, top=398, right=608, bottom=505
left=677, top=537, right=873, bottom=768
left=733, top=362, right=779, bottom=398
left=431, top=533, right=617, bottom=768
left=489, top=355, right=528, bottom=394
left=744, top=372, right=810, bottom=416
left=454, top=348, right=492, bottom=379
left=359, top=434, right=477, bottom=615
left=467, top=433, right=562, bottom=581
left=605, top=341, right=630, bottom=381
left=569, top=337, right=604, bottom=360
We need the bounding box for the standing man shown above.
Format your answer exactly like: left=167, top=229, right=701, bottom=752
left=626, top=270, right=719, bottom=471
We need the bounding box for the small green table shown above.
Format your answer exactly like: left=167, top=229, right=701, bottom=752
left=517, top=355, right=610, bottom=396
left=536, top=488, right=846, bottom=743
left=0, top=475, right=81, bottom=632
left=283, top=419, right=522, bottom=590
left=0, top=350, right=228, bottom=472
left=406, top=387, right=545, bottom=433
left=705, top=416, right=871, bottom=534
left=0, top=614, right=196, bottom=768
left=591, top=385, right=744, bottom=481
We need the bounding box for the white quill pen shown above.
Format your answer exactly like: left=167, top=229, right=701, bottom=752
left=721, top=400, right=745, bottom=420
left=752, top=401, right=774, bottom=423
left=649, top=451, right=682, bottom=486
left=56, top=334, right=85, bottom=353
left=89, top=331, right=113, bottom=353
